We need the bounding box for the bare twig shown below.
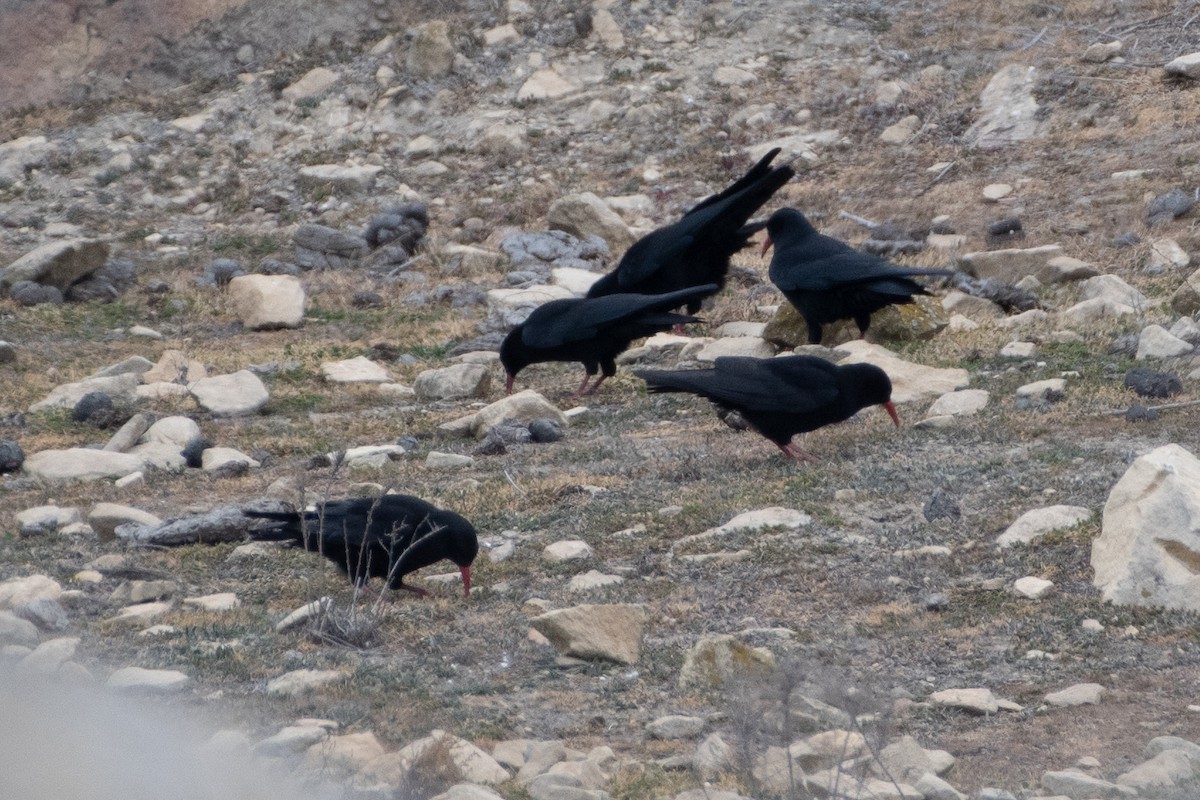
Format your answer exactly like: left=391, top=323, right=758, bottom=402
left=837, top=210, right=879, bottom=230
left=1020, top=26, right=1050, bottom=50
left=503, top=468, right=526, bottom=495
left=916, top=160, right=956, bottom=197
left=1106, top=399, right=1200, bottom=416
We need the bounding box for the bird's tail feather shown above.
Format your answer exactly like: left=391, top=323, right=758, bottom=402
left=243, top=509, right=304, bottom=542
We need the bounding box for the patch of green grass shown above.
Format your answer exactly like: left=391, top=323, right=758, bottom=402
left=210, top=232, right=281, bottom=259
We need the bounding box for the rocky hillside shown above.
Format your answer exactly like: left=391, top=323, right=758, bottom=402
left=3, top=1, right=1200, bottom=799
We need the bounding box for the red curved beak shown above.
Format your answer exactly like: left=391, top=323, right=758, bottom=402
left=504, top=373, right=514, bottom=395
left=884, top=401, right=900, bottom=427
left=760, top=235, right=774, bottom=258
left=460, top=565, right=472, bottom=597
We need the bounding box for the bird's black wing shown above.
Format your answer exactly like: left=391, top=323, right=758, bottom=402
left=772, top=251, right=952, bottom=292
left=612, top=227, right=698, bottom=289
left=640, top=356, right=840, bottom=414
left=685, top=148, right=782, bottom=215
left=523, top=285, right=716, bottom=348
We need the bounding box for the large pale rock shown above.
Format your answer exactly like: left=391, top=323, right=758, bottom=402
left=1042, top=255, right=1100, bottom=283
left=305, top=731, right=386, bottom=775
left=529, top=604, right=646, bottom=665
left=1172, top=266, right=1200, bottom=315
left=692, top=733, right=735, bottom=776
left=15, top=505, right=79, bottom=536
left=966, top=64, right=1044, bottom=149
left=1136, top=324, right=1194, bottom=360
left=29, top=373, right=139, bottom=412
left=17, top=636, right=79, bottom=674
left=189, top=370, right=269, bottom=416
left=1093, top=444, right=1200, bottom=610
left=321, top=356, right=390, bottom=384
left=364, top=730, right=510, bottom=786
left=467, top=390, right=567, bottom=438
left=228, top=274, right=305, bottom=330
left=414, top=363, right=491, bottom=400
left=694, top=337, right=775, bottom=361
left=1061, top=297, right=1136, bottom=325
left=0, top=610, right=39, bottom=647
left=941, top=291, right=1004, bottom=320
left=297, top=164, right=382, bottom=194
left=107, top=667, right=190, bottom=693
left=88, top=503, right=162, bottom=542
left=835, top=340, right=970, bottom=404
left=517, top=69, right=578, bottom=101
left=997, top=505, right=1091, bottom=548
left=957, top=245, right=1063, bottom=282
left=1044, top=682, right=1104, bottom=706
left=551, top=267, right=603, bottom=296
left=1079, top=274, right=1150, bottom=310
left=679, top=634, right=775, bottom=689
left=1118, top=749, right=1195, bottom=791
left=1165, top=51, right=1200, bottom=79
left=23, top=449, right=144, bottom=482
left=1147, top=238, right=1191, bottom=272
left=928, top=688, right=999, bottom=714
left=2, top=239, right=110, bottom=290
left=406, top=21, right=455, bottom=78
left=1040, top=770, right=1136, bottom=799
left=141, top=416, right=202, bottom=448
left=926, top=389, right=989, bottom=418
left=548, top=193, right=635, bottom=253
left=281, top=67, right=338, bottom=101
left=0, top=575, right=62, bottom=609
left=267, top=669, right=348, bottom=696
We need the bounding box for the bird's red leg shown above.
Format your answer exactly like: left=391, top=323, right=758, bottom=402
left=780, top=442, right=821, bottom=463
left=574, top=373, right=593, bottom=396
left=583, top=374, right=609, bottom=395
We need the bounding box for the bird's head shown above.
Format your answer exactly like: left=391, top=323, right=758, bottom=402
left=842, top=363, right=900, bottom=427
left=761, top=207, right=818, bottom=257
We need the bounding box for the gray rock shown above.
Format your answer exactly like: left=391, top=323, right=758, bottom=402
left=103, top=413, right=151, bottom=453
left=499, top=230, right=608, bottom=272
left=0, top=341, right=15, bottom=363
left=17, top=636, right=79, bottom=674
left=529, top=417, right=564, bottom=443
left=2, top=239, right=110, bottom=290
left=88, top=503, right=163, bottom=542
left=29, top=373, right=139, bottom=413
left=293, top=224, right=369, bottom=269
left=115, top=505, right=252, bottom=546
left=364, top=203, right=428, bottom=253
left=0, top=440, right=25, bottom=473
left=1136, top=324, right=1193, bottom=360
left=407, top=20, right=455, bottom=77
left=1165, top=51, right=1200, bottom=79
left=997, top=505, right=1091, bottom=548
left=296, top=164, right=382, bottom=195
left=1118, top=748, right=1195, bottom=791
left=1079, top=274, right=1150, bottom=309
left=72, top=391, right=118, bottom=427
left=14, top=598, right=69, bottom=631
left=266, top=668, right=348, bottom=696
left=1147, top=187, right=1195, bottom=226
left=197, top=258, right=246, bottom=287
left=679, top=634, right=775, bottom=689
left=957, top=245, right=1063, bottom=282
left=647, top=715, right=704, bottom=739
left=107, top=667, right=190, bottom=693
left=928, top=687, right=999, bottom=714
left=0, top=610, right=40, bottom=646
left=1044, top=682, right=1104, bottom=706
left=8, top=281, right=64, bottom=306
left=1146, top=736, right=1200, bottom=769
left=1124, top=368, right=1182, bottom=398
left=692, top=732, right=734, bottom=776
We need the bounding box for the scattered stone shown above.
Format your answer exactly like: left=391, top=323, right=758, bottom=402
left=966, top=64, right=1044, bottom=149
left=1082, top=40, right=1123, bottom=62
left=0, top=439, right=25, bottom=473
left=2, top=238, right=110, bottom=291
left=1045, top=683, right=1104, bottom=707
left=23, top=448, right=145, bottom=482
left=1146, top=238, right=1191, bottom=273
left=228, top=274, right=306, bottom=330
left=648, top=715, right=704, bottom=739
left=0, top=610, right=40, bottom=646
left=997, top=505, right=1091, bottom=547
left=321, top=357, right=390, bottom=384
left=567, top=570, right=623, bottom=592
left=529, top=604, right=646, bottom=665
left=297, top=164, right=381, bottom=195
left=679, top=634, right=775, bottom=689
left=426, top=451, right=475, bottom=469
left=1013, top=576, right=1054, bottom=599
left=1016, top=378, right=1066, bottom=402
left=189, top=371, right=270, bottom=416
left=183, top=592, right=240, bottom=612
left=544, top=541, right=593, bottom=562
left=255, top=724, right=331, bottom=756
left=982, top=183, right=1012, bottom=201
left=880, top=114, right=920, bottom=144
left=1136, top=324, right=1193, bottom=360
left=1040, top=769, right=1134, bottom=799
left=115, top=505, right=253, bottom=545
left=281, top=66, right=338, bottom=101
left=29, top=373, right=139, bottom=413
left=928, top=687, right=1000, bottom=714
left=415, top=363, right=491, bottom=400
left=1042, top=255, right=1100, bottom=283
left=926, top=389, right=989, bottom=418
left=407, top=20, right=455, bottom=78
left=836, top=340, right=970, bottom=404
left=17, top=636, right=79, bottom=674
left=958, top=245, right=1063, bottom=282
left=547, top=192, right=635, bottom=253
left=294, top=224, right=369, bottom=269
left=1147, top=187, right=1195, bottom=226
left=88, top=503, right=162, bottom=542
left=694, top=337, right=775, bottom=361
left=517, top=68, right=579, bottom=101
left=363, top=729, right=510, bottom=786
left=267, top=669, right=348, bottom=696
left=105, top=666, right=189, bottom=692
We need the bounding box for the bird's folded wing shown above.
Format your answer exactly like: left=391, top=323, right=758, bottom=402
left=772, top=252, right=951, bottom=290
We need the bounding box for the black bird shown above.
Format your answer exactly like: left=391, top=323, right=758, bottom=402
left=764, top=208, right=955, bottom=344
left=500, top=284, right=715, bottom=395
left=586, top=149, right=794, bottom=312
left=244, top=495, right=479, bottom=597
left=637, top=355, right=899, bottom=461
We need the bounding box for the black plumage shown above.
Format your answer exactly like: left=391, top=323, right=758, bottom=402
left=586, top=149, right=794, bottom=312
left=499, top=284, right=715, bottom=395
left=637, top=355, right=899, bottom=461
left=764, top=208, right=955, bottom=344
left=244, top=495, right=479, bottom=597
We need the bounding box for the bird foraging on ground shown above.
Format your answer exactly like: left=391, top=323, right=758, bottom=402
left=499, top=284, right=716, bottom=395
left=637, top=355, right=899, bottom=461
left=244, top=495, right=478, bottom=597
left=764, top=208, right=955, bottom=344
left=586, top=148, right=794, bottom=311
